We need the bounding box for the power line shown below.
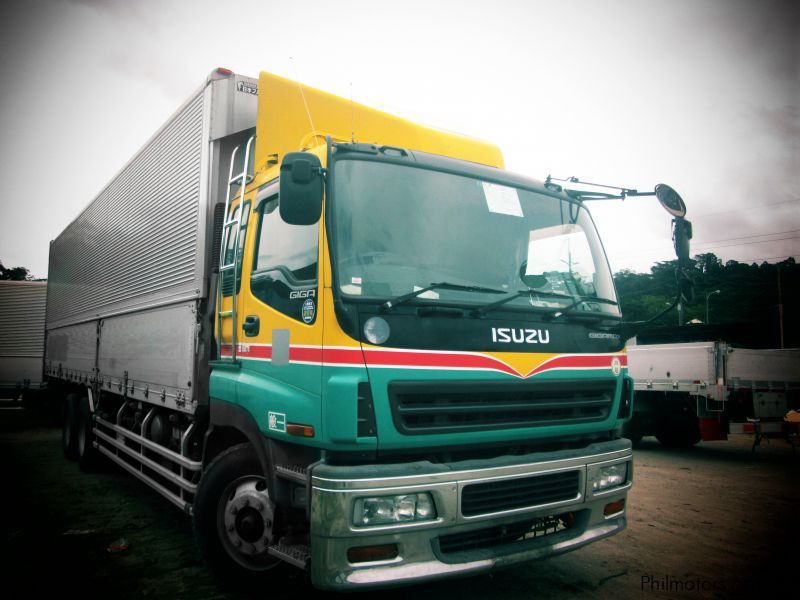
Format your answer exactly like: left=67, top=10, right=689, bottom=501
left=613, top=231, right=800, bottom=258
left=725, top=254, right=799, bottom=263
left=614, top=243, right=800, bottom=260
left=693, top=199, right=800, bottom=218
left=692, top=229, right=800, bottom=245
left=612, top=254, right=798, bottom=272
left=692, top=235, right=800, bottom=251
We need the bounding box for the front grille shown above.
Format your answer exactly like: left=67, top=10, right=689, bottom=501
left=461, top=470, right=580, bottom=516
left=438, top=513, right=573, bottom=555
left=389, top=380, right=616, bottom=434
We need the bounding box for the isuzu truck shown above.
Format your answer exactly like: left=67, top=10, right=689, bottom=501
left=47, top=68, right=690, bottom=589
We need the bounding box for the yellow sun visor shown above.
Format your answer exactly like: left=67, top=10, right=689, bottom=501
left=254, top=71, right=504, bottom=173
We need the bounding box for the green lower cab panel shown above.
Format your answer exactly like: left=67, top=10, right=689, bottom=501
left=211, top=358, right=627, bottom=452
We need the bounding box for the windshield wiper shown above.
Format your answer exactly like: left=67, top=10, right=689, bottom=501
left=471, top=289, right=576, bottom=317
left=381, top=282, right=506, bottom=312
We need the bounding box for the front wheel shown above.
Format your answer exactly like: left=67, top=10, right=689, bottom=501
left=193, top=444, right=282, bottom=585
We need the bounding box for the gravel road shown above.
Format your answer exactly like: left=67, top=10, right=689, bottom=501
left=1, top=410, right=796, bottom=599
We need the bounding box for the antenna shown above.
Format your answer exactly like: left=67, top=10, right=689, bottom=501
left=289, top=57, right=316, bottom=148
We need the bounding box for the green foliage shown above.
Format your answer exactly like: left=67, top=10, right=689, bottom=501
left=0, top=261, right=32, bottom=281
left=614, top=254, right=799, bottom=347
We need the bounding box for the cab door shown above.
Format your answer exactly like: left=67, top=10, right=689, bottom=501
left=236, top=181, right=323, bottom=437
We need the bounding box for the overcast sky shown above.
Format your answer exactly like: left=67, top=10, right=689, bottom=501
left=0, top=0, right=797, bottom=279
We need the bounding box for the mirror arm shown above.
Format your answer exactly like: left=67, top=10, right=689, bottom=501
left=621, top=264, right=694, bottom=340
left=548, top=176, right=660, bottom=202
left=572, top=191, right=657, bottom=201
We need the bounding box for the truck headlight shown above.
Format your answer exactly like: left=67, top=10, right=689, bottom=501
left=354, top=493, right=436, bottom=526
left=591, top=463, right=628, bottom=493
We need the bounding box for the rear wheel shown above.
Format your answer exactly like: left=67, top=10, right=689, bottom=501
left=622, top=418, right=645, bottom=447
left=655, top=410, right=701, bottom=448
left=193, top=444, right=282, bottom=586
left=62, top=393, right=80, bottom=460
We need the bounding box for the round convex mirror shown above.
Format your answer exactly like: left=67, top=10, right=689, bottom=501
left=655, top=184, right=686, bottom=217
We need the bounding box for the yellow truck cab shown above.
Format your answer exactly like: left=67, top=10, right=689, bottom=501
left=207, top=72, right=632, bottom=587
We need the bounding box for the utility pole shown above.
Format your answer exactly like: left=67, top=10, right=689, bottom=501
left=778, top=266, right=784, bottom=349
left=705, top=289, right=721, bottom=324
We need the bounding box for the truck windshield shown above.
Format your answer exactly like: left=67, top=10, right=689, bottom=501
left=331, top=159, right=620, bottom=317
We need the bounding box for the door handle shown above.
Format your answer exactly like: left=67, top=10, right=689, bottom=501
left=243, top=315, right=260, bottom=337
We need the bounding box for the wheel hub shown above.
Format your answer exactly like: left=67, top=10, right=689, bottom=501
left=235, top=507, right=264, bottom=543
left=221, top=478, right=274, bottom=557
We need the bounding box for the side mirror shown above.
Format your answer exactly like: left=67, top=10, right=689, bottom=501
left=279, top=152, right=323, bottom=225
left=655, top=184, right=686, bottom=218
left=655, top=183, right=693, bottom=265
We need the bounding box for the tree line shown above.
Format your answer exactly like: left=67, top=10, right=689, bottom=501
left=614, top=253, right=798, bottom=348
left=0, top=261, right=35, bottom=281
left=3, top=255, right=796, bottom=347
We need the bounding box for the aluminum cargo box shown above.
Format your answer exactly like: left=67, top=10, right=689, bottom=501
left=726, top=348, right=800, bottom=389
left=44, top=70, right=258, bottom=413
left=0, top=280, right=47, bottom=394
left=626, top=341, right=719, bottom=391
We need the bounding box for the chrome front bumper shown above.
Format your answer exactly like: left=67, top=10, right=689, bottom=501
left=309, top=438, right=632, bottom=590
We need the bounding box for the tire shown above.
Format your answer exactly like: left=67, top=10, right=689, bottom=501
left=655, top=410, right=701, bottom=448
left=622, top=419, right=644, bottom=447
left=77, top=396, right=103, bottom=472
left=193, top=444, right=282, bottom=587
left=627, top=433, right=644, bottom=447
left=62, top=393, right=80, bottom=460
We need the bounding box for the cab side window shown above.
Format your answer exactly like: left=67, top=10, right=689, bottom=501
left=251, top=195, right=319, bottom=323
left=221, top=201, right=250, bottom=296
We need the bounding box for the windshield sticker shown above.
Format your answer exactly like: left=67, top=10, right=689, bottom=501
left=302, top=299, right=316, bottom=323
left=352, top=277, right=362, bottom=284
left=530, top=223, right=581, bottom=241
left=341, top=284, right=362, bottom=295
left=413, top=285, right=440, bottom=300
left=482, top=182, right=523, bottom=217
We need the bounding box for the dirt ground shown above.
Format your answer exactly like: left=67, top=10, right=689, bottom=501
left=1, top=409, right=797, bottom=599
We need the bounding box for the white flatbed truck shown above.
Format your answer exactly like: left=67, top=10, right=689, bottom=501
left=624, top=341, right=800, bottom=447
